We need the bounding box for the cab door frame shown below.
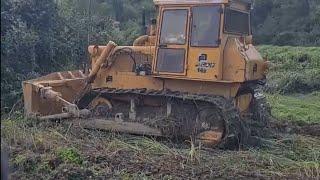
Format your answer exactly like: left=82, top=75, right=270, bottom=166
left=152, top=6, right=191, bottom=76
left=186, top=5, right=223, bottom=81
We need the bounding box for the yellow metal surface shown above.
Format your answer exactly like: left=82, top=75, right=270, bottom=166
left=236, top=93, right=253, bottom=112
left=88, top=45, right=155, bottom=57
left=86, top=0, right=262, bottom=100
left=244, top=45, right=269, bottom=80
left=222, top=38, right=246, bottom=82
left=153, top=5, right=223, bottom=79
left=23, top=70, right=86, bottom=117
left=197, top=130, right=223, bottom=147
left=163, top=79, right=240, bottom=98
left=88, top=41, right=117, bottom=82
left=93, top=72, right=163, bottom=91
left=187, top=47, right=222, bottom=80
left=133, top=35, right=156, bottom=46
left=133, top=35, right=149, bottom=46
left=22, top=0, right=267, bottom=122
left=150, top=2, right=263, bottom=83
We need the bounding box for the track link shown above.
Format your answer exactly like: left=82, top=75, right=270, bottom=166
left=79, top=88, right=253, bottom=149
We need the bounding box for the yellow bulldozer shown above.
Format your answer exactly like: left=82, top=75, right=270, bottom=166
left=22, top=0, right=269, bottom=148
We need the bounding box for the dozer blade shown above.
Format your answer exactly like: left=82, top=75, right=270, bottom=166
left=22, top=41, right=118, bottom=120
left=22, top=70, right=87, bottom=118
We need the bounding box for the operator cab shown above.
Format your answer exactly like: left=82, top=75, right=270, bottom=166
left=152, top=0, right=252, bottom=81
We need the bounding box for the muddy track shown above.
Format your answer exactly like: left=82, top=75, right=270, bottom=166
left=78, top=88, right=272, bottom=149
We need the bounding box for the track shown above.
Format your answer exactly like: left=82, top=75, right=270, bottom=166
left=78, top=88, right=268, bottom=149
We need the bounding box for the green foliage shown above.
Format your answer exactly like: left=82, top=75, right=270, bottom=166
left=1, top=0, right=86, bottom=111
left=258, top=45, right=320, bottom=94
left=252, top=0, right=320, bottom=46
left=1, top=0, right=155, bottom=111
left=57, top=148, right=83, bottom=165
left=13, top=154, right=39, bottom=173
left=267, top=92, right=320, bottom=123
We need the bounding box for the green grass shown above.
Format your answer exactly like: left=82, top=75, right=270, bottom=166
left=258, top=45, right=320, bottom=70
left=257, top=45, right=320, bottom=94
left=267, top=92, right=320, bottom=123
left=57, top=148, right=83, bottom=165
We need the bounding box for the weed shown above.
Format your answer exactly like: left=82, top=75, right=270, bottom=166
left=13, top=154, right=28, bottom=166
left=36, top=160, right=52, bottom=173
left=187, top=139, right=201, bottom=164
left=128, top=137, right=174, bottom=156
left=12, top=153, right=41, bottom=173
left=57, top=148, right=83, bottom=165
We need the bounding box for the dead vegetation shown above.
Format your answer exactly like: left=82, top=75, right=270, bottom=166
left=1, top=114, right=319, bottom=180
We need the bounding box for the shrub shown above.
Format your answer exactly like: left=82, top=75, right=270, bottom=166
left=57, top=148, right=83, bottom=165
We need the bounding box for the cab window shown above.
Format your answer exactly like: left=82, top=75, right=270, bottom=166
left=156, top=48, right=185, bottom=73
left=160, top=9, right=188, bottom=45
left=224, top=8, right=250, bottom=35
left=191, top=6, right=221, bottom=47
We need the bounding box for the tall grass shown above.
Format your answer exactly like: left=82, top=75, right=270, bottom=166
left=267, top=92, right=320, bottom=123
left=258, top=45, right=320, bottom=94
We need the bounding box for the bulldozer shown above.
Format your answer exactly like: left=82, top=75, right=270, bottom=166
left=22, top=0, right=269, bottom=148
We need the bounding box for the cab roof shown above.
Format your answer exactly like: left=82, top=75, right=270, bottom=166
left=153, top=0, right=252, bottom=5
